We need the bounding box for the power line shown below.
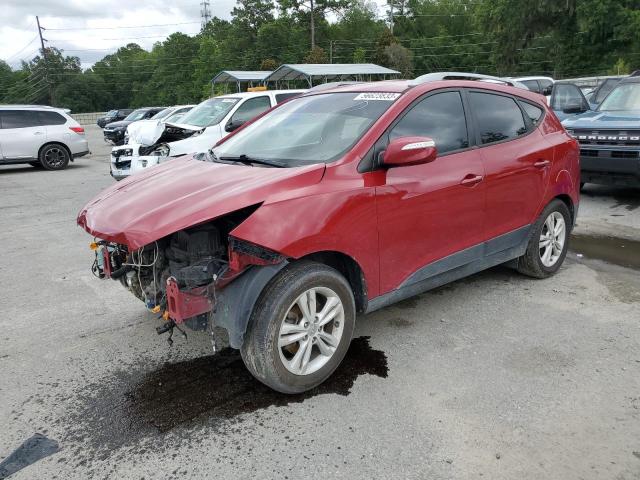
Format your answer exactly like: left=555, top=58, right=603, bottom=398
left=45, top=21, right=201, bottom=31
left=4, top=35, right=40, bottom=62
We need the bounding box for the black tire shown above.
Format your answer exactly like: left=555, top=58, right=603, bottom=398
left=580, top=182, right=585, bottom=191
left=29, top=161, right=43, bottom=168
left=516, top=199, right=571, bottom=279
left=39, top=144, right=70, bottom=171
left=241, top=261, right=356, bottom=394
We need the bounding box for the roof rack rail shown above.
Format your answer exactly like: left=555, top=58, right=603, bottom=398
left=409, top=72, right=519, bottom=87
left=306, top=81, right=363, bottom=93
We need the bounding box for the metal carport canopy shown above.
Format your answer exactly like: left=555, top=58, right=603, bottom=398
left=211, top=70, right=273, bottom=84
left=265, top=64, right=400, bottom=84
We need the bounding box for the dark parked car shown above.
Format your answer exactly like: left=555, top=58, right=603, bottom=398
left=97, top=109, right=133, bottom=128
left=103, top=107, right=165, bottom=145
left=79, top=73, right=579, bottom=393
left=563, top=75, right=640, bottom=187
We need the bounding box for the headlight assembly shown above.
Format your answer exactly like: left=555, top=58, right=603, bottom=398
left=151, top=144, right=170, bottom=157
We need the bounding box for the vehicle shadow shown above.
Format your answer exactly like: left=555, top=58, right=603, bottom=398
left=0, top=163, right=90, bottom=175
left=581, top=184, right=640, bottom=210
left=64, top=337, right=388, bottom=457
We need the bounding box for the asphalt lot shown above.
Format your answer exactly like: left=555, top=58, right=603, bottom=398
left=1, top=125, right=639, bottom=480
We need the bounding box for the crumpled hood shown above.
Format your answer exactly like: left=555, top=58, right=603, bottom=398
left=562, top=110, right=640, bottom=129
left=128, top=121, right=204, bottom=146
left=77, top=156, right=325, bottom=249
left=126, top=119, right=161, bottom=145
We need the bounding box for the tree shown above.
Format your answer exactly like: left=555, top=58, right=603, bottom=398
left=304, top=46, right=329, bottom=63
left=260, top=58, right=280, bottom=70
left=383, top=43, right=413, bottom=77
left=352, top=47, right=366, bottom=63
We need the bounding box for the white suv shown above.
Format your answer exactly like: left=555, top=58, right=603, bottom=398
left=110, top=90, right=304, bottom=180
left=0, top=105, right=89, bottom=170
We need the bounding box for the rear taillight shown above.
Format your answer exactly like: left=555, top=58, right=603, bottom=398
left=69, top=126, right=85, bottom=134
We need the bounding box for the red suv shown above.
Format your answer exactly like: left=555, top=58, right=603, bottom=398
left=78, top=73, right=580, bottom=393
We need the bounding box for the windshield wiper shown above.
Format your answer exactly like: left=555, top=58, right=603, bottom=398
left=219, top=154, right=286, bottom=168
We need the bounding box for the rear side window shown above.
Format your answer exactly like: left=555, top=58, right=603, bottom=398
left=0, top=110, right=41, bottom=128
left=521, top=80, right=540, bottom=93
left=595, top=79, right=620, bottom=104
left=550, top=84, right=588, bottom=112
left=389, top=91, right=469, bottom=154
left=38, top=111, right=66, bottom=125
left=275, top=92, right=301, bottom=104
left=520, top=102, right=544, bottom=125
left=231, top=96, right=272, bottom=123
left=469, top=92, right=527, bottom=145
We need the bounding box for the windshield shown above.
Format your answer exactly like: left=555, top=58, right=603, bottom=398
left=213, top=92, right=398, bottom=167
left=125, top=109, right=148, bottom=121
left=151, top=108, right=172, bottom=120
left=165, top=110, right=189, bottom=124
left=106, top=109, right=117, bottom=117
left=598, top=83, right=640, bottom=111
left=179, top=97, right=239, bottom=127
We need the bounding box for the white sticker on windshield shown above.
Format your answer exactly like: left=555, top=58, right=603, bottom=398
left=221, top=99, right=238, bottom=103
left=354, top=92, right=400, bottom=101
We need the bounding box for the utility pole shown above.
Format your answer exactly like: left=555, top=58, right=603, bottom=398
left=310, top=0, right=315, bottom=50
left=36, top=15, right=53, bottom=105
left=200, top=0, right=212, bottom=29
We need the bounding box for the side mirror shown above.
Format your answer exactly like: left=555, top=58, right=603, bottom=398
left=225, top=119, right=245, bottom=133
left=562, top=103, right=588, bottom=114
left=383, top=136, right=438, bottom=168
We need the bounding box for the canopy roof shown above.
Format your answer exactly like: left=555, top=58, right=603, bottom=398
left=265, top=64, right=400, bottom=84
left=211, top=70, right=273, bottom=84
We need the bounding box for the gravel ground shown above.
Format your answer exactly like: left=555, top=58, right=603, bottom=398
left=1, top=126, right=639, bottom=480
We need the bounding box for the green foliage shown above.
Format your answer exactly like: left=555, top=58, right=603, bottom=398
left=3, top=0, right=640, bottom=111
left=304, top=46, right=329, bottom=63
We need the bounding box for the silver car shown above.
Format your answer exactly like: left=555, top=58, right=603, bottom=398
left=0, top=105, right=90, bottom=170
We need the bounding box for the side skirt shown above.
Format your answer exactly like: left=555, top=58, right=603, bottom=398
left=366, top=224, right=532, bottom=313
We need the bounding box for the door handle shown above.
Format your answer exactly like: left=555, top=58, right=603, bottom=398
left=33, top=131, right=44, bottom=135
left=460, top=174, right=484, bottom=186
left=534, top=160, right=551, bottom=168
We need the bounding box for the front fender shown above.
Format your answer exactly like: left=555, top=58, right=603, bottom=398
left=230, top=187, right=381, bottom=298
left=213, top=262, right=288, bottom=348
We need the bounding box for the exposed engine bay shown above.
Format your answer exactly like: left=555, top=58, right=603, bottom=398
left=136, top=124, right=203, bottom=156
left=90, top=206, right=284, bottom=346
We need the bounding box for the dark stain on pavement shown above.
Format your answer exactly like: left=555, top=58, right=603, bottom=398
left=0, top=433, right=60, bottom=479
left=64, top=337, right=387, bottom=457
left=570, top=234, right=640, bottom=270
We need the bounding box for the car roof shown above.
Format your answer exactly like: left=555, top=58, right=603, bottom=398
left=0, top=104, right=68, bottom=111
left=302, top=76, right=546, bottom=104
left=216, top=89, right=306, bottom=99
left=510, top=76, right=554, bottom=82
left=619, top=76, right=640, bottom=85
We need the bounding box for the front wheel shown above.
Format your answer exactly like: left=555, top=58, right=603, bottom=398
left=516, top=199, right=571, bottom=279
left=241, top=261, right=356, bottom=394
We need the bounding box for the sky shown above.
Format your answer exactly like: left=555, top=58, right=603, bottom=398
left=1, top=0, right=386, bottom=70
left=0, top=0, right=236, bottom=69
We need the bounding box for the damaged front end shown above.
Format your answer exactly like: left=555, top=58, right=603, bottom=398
left=90, top=209, right=287, bottom=348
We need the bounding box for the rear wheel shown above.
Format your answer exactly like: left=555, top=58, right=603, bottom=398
left=517, top=199, right=571, bottom=278
left=241, top=261, right=356, bottom=394
left=39, top=144, right=70, bottom=170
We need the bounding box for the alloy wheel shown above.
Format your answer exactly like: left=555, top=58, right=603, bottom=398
left=278, top=287, right=345, bottom=376
left=539, top=211, right=566, bottom=267
left=44, top=147, right=67, bottom=169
